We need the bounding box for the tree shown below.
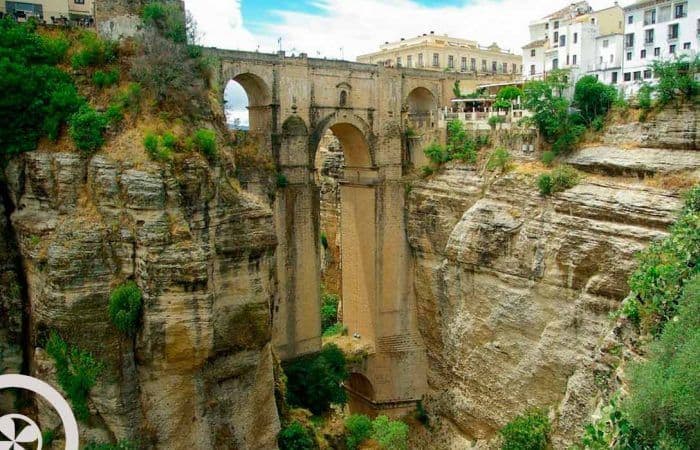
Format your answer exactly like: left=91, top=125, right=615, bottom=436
left=651, top=55, right=700, bottom=105
left=452, top=80, right=462, bottom=98
left=573, top=75, right=617, bottom=125
left=495, top=86, right=523, bottom=111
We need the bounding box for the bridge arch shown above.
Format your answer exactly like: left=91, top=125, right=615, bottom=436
left=311, top=113, right=374, bottom=170
left=405, top=86, right=437, bottom=114
left=223, top=70, right=273, bottom=145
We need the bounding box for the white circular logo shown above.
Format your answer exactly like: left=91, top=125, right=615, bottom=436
left=0, top=374, right=79, bottom=450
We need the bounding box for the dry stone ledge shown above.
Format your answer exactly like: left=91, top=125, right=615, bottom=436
left=564, top=146, right=700, bottom=175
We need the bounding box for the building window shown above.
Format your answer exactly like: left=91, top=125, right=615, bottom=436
left=560, top=35, right=566, bottom=46
left=644, top=9, right=656, bottom=25
left=461, top=57, right=467, bottom=72
left=603, top=39, right=609, bottom=48
left=530, top=64, right=535, bottom=75
left=633, top=71, right=642, bottom=81
left=74, top=0, right=85, bottom=3
left=554, top=20, right=559, bottom=29
left=448, top=55, right=454, bottom=68
left=612, top=71, right=618, bottom=84
left=654, top=47, right=660, bottom=56
left=641, top=49, right=646, bottom=59
left=626, top=51, right=632, bottom=61
left=418, top=53, right=424, bottom=67
left=553, top=31, right=559, bottom=45
left=530, top=48, right=536, bottom=57
left=674, top=2, right=687, bottom=19
left=512, top=63, right=517, bottom=73
left=482, top=59, right=487, bottom=71
left=396, top=57, right=402, bottom=67
left=339, top=90, right=347, bottom=107
left=552, top=58, right=558, bottom=70
left=659, top=5, right=671, bottom=22
left=628, top=15, right=633, bottom=24
left=668, top=23, right=679, bottom=39
left=407, top=55, right=412, bottom=68
left=625, top=33, right=634, bottom=48
left=566, top=54, right=570, bottom=65
left=573, top=33, right=578, bottom=44
left=471, top=58, right=476, bottom=71
left=572, top=54, right=577, bottom=65
left=432, top=53, right=439, bottom=67
left=492, top=61, right=497, bottom=73
left=643, top=69, right=652, bottom=79
left=645, top=29, right=654, bottom=44
left=670, top=44, right=676, bottom=54
left=683, top=42, right=691, bottom=50
left=610, top=54, right=614, bottom=62
left=624, top=72, right=631, bottom=81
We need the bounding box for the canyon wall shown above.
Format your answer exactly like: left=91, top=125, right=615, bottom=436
left=407, top=107, right=698, bottom=448
left=2, top=150, right=280, bottom=449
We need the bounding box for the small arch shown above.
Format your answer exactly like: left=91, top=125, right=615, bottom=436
left=339, top=90, right=348, bottom=107
left=347, top=373, right=375, bottom=400
left=282, top=115, right=308, bottom=136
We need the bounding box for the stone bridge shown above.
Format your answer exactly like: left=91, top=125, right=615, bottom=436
left=208, top=48, right=513, bottom=414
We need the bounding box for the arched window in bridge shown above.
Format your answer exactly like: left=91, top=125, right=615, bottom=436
left=339, top=90, right=348, bottom=107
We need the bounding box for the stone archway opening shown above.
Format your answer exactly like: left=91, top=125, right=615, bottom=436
left=406, top=86, right=437, bottom=129
left=224, top=73, right=272, bottom=145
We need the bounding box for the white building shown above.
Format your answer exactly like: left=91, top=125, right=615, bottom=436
left=522, top=1, right=625, bottom=92
left=621, top=0, right=699, bottom=94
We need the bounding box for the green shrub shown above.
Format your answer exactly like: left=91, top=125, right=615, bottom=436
left=573, top=75, right=617, bottom=125
left=320, top=231, right=329, bottom=249
left=143, top=133, right=172, bottom=162
left=161, top=132, right=177, bottom=150
left=283, top=343, right=348, bottom=414
left=371, top=415, right=409, bottom=450
left=345, top=414, right=373, bottom=450
left=537, top=174, right=553, bottom=196
left=108, top=281, right=143, bottom=335
left=651, top=55, right=699, bottom=105
left=486, top=148, right=511, bottom=172
left=591, top=115, right=605, bottom=132
left=424, top=142, right=450, bottom=164
left=142, top=1, right=187, bottom=43
left=321, top=292, right=339, bottom=332
left=322, top=323, right=346, bottom=338
left=416, top=400, right=430, bottom=426
left=82, top=441, right=138, bottom=450
left=92, top=69, right=120, bottom=88
left=45, top=332, right=103, bottom=422
left=114, top=83, right=142, bottom=116
left=499, top=408, right=551, bottom=450
left=638, top=84, right=653, bottom=110
left=420, top=165, right=434, bottom=177
left=552, top=124, right=585, bottom=155
left=69, top=105, right=108, bottom=154
left=276, top=173, right=289, bottom=188
left=541, top=150, right=556, bottom=166
left=71, top=32, right=116, bottom=69
left=488, top=115, right=506, bottom=128
left=278, top=421, right=315, bottom=450
left=624, top=275, right=700, bottom=449
left=193, top=128, right=217, bottom=160
left=105, top=104, right=124, bottom=126
left=43, top=83, right=84, bottom=141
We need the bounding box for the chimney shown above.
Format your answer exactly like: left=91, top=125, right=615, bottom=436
left=430, top=31, right=434, bottom=35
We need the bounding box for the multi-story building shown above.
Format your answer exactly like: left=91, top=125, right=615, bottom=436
left=621, top=0, right=699, bottom=93
left=357, top=32, right=522, bottom=77
left=522, top=1, right=624, bottom=88
left=2, top=0, right=94, bottom=22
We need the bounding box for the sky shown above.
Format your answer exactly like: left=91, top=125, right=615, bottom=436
left=186, top=0, right=636, bottom=126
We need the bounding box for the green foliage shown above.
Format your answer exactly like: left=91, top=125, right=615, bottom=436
left=283, top=343, right=348, bottom=415
left=193, top=128, right=217, bottom=160
left=71, top=32, right=116, bottom=69
left=552, top=124, right=585, bottom=155
left=574, top=75, right=617, bottom=125
left=424, top=142, right=450, bottom=164
left=452, top=80, right=462, bottom=98
left=92, top=69, right=120, bottom=88
left=161, top=132, right=177, bottom=150
left=541, top=150, right=556, bottom=166
left=624, top=275, right=700, bottom=449
left=41, top=429, right=54, bottom=447
left=69, top=105, right=108, bottom=155
left=322, top=323, right=346, bottom=338
left=499, top=408, right=551, bottom=450
left=420, top=165, right=434, bottom=177
left=416, top=400, right=430, bottom=426
left=105, top=104, right=124, bottom=126
left=574, top=396, right=642, bottom=450
left=278, top=421, right=315, bottom=450
left=276, top=173, right=289, bottom=188
left=486, top=147, right=511, bottom=172
left=651, top=55, right=700, bottom=106
left=371, top=415, right=409, bottom=450
left=0, top=19, right=83, bottom=156
left=45, top=332, right=103, bottom=422
left=142, top=1, right=187, bottom=43
left=591, top=115, right=605, bottom=132
left=82, top=441, right=138, bottom=450
left=143, top=132, right=172, bottom=162
left=114, top=83, right=142, bottom=116
left=108, top=281, right=143, bottom=335
left=488, top=115, right=506, bottom=128
left=623, top=185, right=700, bottom=334
left=496, top=86, right=523, bottom=103
left=320, top=231, right=329, bottom=249
left=537, top=165, right=580, bottom=196
left=321, top=291, right=339, bottom=332
left=638, top=84, right=653, bottom=111
left=345, top=414, right=373, bottom=450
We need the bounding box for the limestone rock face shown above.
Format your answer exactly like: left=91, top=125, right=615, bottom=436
left=602, top=103, right=699, bottom=149
left=5, top=151, right=280, bottom=449
left=408, top=167, right=681, bottom=448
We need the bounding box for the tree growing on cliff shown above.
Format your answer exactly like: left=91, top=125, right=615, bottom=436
left=573, top=75, right=617, bottom=125
left=499, top=408, right=551, bottom=450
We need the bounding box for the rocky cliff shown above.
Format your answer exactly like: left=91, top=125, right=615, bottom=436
left=407, top=117, right=697, bottom=448
left=1, top=149, right=280, bottom=449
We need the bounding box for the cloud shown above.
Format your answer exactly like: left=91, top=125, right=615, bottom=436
left=187, top=0, right=636, bottom=60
